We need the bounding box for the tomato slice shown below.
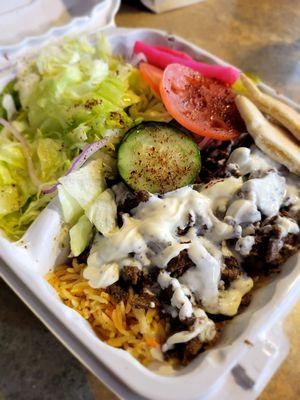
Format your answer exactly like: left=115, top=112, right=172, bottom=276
left=139, top=62, right=163, bottom=97
left=159, top=64, right=244, bottom=140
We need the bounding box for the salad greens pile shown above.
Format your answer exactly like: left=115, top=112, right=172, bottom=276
left=0, top=35, right=170, bottom=240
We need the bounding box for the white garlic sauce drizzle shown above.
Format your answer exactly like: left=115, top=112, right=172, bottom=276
left=158, top=271, right=193, bottom=321
left=158, top=271, right=217, bottom=352
left=84, top=145, right=299, bottom=351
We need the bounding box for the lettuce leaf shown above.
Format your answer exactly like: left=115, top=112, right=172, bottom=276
left=0, top=80, right=20, bottom=119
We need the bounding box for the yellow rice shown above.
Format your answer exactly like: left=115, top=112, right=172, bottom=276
left=46, top=259, right=168, bottom=365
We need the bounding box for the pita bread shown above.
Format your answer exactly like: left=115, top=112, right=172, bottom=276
left=240, top=73, right=300, bottom=142
left=235, top=95, right=300, bottom=175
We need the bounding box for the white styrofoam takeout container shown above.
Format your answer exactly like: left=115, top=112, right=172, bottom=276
left=0, top=1, right=299, bottom=399
left=140, top=0, right=204, bottom=14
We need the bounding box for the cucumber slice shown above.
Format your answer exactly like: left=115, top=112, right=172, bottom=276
left=117, top=122, right=201, bottom=193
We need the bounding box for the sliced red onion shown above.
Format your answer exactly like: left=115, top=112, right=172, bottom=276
left=41, top=182, right=60, bottom=195
left=0, top=118, right=41, bottom=188
left=41, top=139, right=107, bottom=194
left=130, top=52, right=148, bottom=67
left=197, top=136, right=213, bottom=150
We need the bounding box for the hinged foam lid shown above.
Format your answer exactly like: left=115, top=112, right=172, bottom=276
left=0, top=0, right=120, bottom=55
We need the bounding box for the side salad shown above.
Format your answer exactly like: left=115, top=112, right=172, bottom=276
left=0, top=36, right=169, bottom=240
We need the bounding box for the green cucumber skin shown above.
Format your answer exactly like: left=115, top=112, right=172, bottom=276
left=117, top=122, right=201, bottom=194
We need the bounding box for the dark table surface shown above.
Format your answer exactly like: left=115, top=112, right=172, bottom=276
left=1, top=1, right=300, bottom=399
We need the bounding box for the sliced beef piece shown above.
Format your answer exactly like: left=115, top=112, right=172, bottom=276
left=166, top=249, right=195, bottom=278
left=225, top=163, right=242, bottom=178
left=75, top=247, right=92, bottom=264
left=182, top=338, right=203, bottom=365
left=207, top=313, right=233, bottom=323
left=182, top=321, right=224, bottom=365
left=117, top=190, right=150, bottom=227
left=159, top=286, right=175, bottom=304
left=243, top=216, right=300, bottom=276
left=165, top=322, right=224, bottom=365
left=136, top=190, right=150, bottom=203
left=281, top=202, right=300, bottom=224
left=177, top=213, right=194, bottom=236
left=119, top=190, right=150, bottom=214
left=266, top=232, right=300, bottom=265
left=221, top=256, right=241, bottom=287
left=117, top=211, right=126, bottom=228
left=199, top=133, right=253, bottom=183
left=142, top=268, right=160, bottom=288
left=112, top=182, right=132, bottom=207
left=106, top=283, right=128, bottom=303
left=122, top=266, right=142, bottom=286
left=291, top=208, right=300, bottom=224
left=239, top=292, right=252, bottom=309
left=132, top=290, right=159, bottom=310
left=181, top=316, right=196, bottom=327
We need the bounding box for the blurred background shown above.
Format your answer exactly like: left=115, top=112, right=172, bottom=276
left=0, top=1, right=300, bottom=399
left=118, top=0, right=300, bottom=103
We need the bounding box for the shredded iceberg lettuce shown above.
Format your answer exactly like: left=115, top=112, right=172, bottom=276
left=0, top=35, right=170, bottom=240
